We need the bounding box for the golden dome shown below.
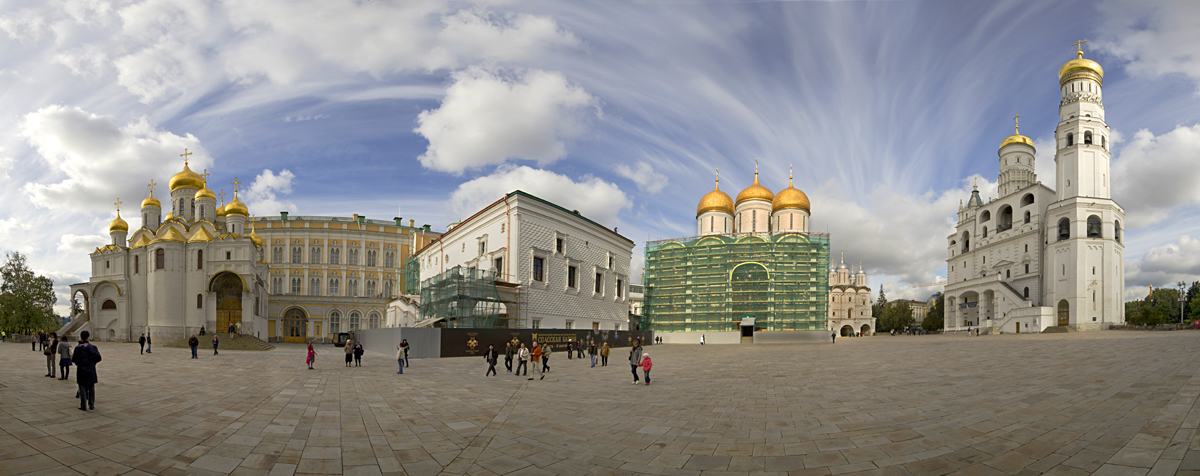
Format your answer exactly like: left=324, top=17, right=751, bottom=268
left=735, top=162, right=773, bottom=205
left=164, top=212, right=174, bottom=220
left=696, top=168, right=734, bottom=217
left=772, top=167, right=810, bottom=213
left=109, top=211, right=128, bottom=233
left=170, top=162, right=205, bottom=191
left=141, top=194, right=161, bottom=209
left=216, top=203, right=227, bottom=218
left=999, top=115, right=1035, bottom=149
left=1058, top=49, right=1103, bottom=86
left=194, top=186, right=216, bottom=200
left=225, top=198, right=249, bottom=217
left=248, top=225, right=263, bottom=247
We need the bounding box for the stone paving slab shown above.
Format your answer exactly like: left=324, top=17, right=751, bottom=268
left=2, top=331, right=1199, bottom=475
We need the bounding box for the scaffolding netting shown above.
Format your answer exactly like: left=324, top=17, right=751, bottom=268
left=418, top=266, right=503, bottom=328
left=643, top=233, right=830, bottom=332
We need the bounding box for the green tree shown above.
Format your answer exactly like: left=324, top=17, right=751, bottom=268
left=872, top=287, right=887, bottom=319
left=923, top=294, right=944, bottom=331
left=893, top=302, right=914, bottom=330
left=0, top=251, right=58, bottom=335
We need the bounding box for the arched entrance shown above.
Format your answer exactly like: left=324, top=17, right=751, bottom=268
left=282, top=308, right=308, bottom=343
left=860, top=324, right=871, bottom=336
left=212, top=272, right=243, bottom=334
left=1058, top=300, right=1069, bottom=326
left=71, top=289, right=89, bottom=320
left=730, top=262, right=769, bottom=330
left=840, top=325, right=854, bottom=336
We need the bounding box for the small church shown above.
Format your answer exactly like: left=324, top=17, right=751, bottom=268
left=944, top=42, right=1125, bottom=333
left=68, top=150, right=270, bottom=342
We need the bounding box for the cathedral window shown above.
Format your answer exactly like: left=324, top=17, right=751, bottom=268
left=292, top=247, right=302, bottom=263
left=106, top=260, right=109, bottom=269
left=199, top=206, right=204, bottom=220
left=1024, top=287, right=1029, bottom=299
left=1084, top=131, right=1093, bottom=145
left=789, top=214, right=794, bottom=229
left=1086, top=215, right=1101, bottom=238
left=197, top=250, right=203, bottom=270
left=179, top=199, right=184, bottom=216
left=1066, top=133, right=1074, bottom=147
left=1006, top=270, right=1010, bottom=278
left=1115, top=220, right=1122, bottom=244
left=330, top=248, right=340, bottom=264
left=311, top=247, right=321, bottom=264
left=197, top=294, right=203, bottom=309
left=291, top=278, right=301, bottom=294
left=329, top=311, right=341, bottom=334
left=998, top=206, right=1013, bottom=231
left=709, top=216, right=713, bottom=232
left=961, top=232, right=969, bottom=254
left=1058, top=218, right=1070, bottom=241
left=155, top=249, right=165, bottom=269
left=225, top=251, right=230, bottom=260
left=980, top=210, right=990, bottom=222
left=1022, top=194, right=1035, bottom=207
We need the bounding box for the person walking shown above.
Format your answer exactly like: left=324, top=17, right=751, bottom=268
left=32, top=330, right=38, bottom=351
left=138, top=333, right=145, bottom=354
left=566, top=341, right=573, bottom=360
left=45, top=332, right=59, bottom=378
left=831, top=331, right=836, bottom=343
left=395, top=343, right=405, bottom=374
left=73, top=330, right=101, bottom=411
left=236, top=322, right=242, bottom=337
left=353, top=341, right=364, bottom=367
left=516, top=342, right=529, bottom=376
left=188, top=334, right=199, bottom=359
left=57, top=336, right=72, bottom=380
left=628, top=339, right=644, bottom=385
left=700, top=334, right=705, bottom=345
left=400, top=339, right=410, bottom=367
left=212, top=334, right=219, bottom=355
left=577, top=340, right=584, bottom=359
left=541, top=342, right=552, bottom=374
left=484, top=344, right=498, bottom=377
left=229, top=323, right=236, bottom=339
left=504, top=342, right=514, bottom=373
left=344, top=339, right=354, bottom=367
left=640, top=352, right=653, bottom=385
left=600, top=342, right=610, bottom=366
left=588, top=340, right=597, bottom=368
left=145, top=332, right=151, bottom=353
left=530, top=341, right=542, bottom=381
left=306, top=339, right=317, bottom=369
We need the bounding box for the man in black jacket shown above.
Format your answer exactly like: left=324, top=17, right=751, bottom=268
left=73, top=330, right=102, bottom=411
left=484, top=344, right=498, bottom=377
left=504, top=342, right=514, bottom=373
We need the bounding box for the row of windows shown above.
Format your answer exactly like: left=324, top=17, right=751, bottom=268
left=534, top=257, right=624, bottom=297
left=273, top=247, right=397, bottom=267
left=119, top=249, right=236, bottom=274
left=1057, top=216, right=1122, bottom=242
left=1065, top=131, right=1105, bottom=149
left=327, top=310, right=379, bottom=334
left=271, top=277, right=394, bottom=298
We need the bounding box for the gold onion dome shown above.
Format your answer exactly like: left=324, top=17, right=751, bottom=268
left=1058, top=43, right=1103, bottom=86
left=141, top=192, right=161, bottom=209
left=225, top=197, right=249, bottom=217
left=1000, top=115, right=1034, bottom=149
left=170, top=162, right=205, bottom=191
left=772, top=167, right=811, bottom=213
left=248, top=223, right=263, bottom=247
left=216, top=203, right=227, bottom=218
left=696, top=168, right=735, bottom=217
left=735, top=161, right=774, bottom=205
left=109, top=210, right=128, bottom=233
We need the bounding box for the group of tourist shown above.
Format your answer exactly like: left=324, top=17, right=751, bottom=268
left=483, top=338, right=651, bottom=385
left=28, top=329, right=101, bottom=411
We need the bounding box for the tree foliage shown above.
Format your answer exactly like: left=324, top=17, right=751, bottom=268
left=923, top=294, right=944, bottom=330
left=872, top=287, right=887, bottom=319
left=0, top=251, right=58, bottom=334
left=1124, top=283, right=1195, bottom=325
left=876, top=301, right=914, bottom=333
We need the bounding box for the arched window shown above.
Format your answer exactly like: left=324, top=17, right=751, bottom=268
left=311, top=247, right=321, bottom=264
left=349, top=249, right=358, bottom=265
left=1025, top=264, right=1029, bottom=273
left=197, top=250, right=203, bottom=270
left=1058, top=218, right=1070, bottom=241
left=1086, top=215, right=1101, bottom=238
left=101, top=300, right=116, bottom=310
left=1021, top=194, right=1035, bottom=207
left=329, top=279, right=340, bottom=296
left=385, top=252, right=395, bottom=268
left=329, top=311, right=341, bottom=334
left=310, top=278, right=321, bottom=296
left=349, top=311, right=360, bottom=331
left=197, top=294, right=203, bottom=309
left=1006, top=270, right=1010, bottom=278
left=330, top=248, right=340, bottom=264
left=348, top=279, right=358, bottom=297
left=179, top=199, right=185, bottom=216
left=1058, top=300, right=1069, bottom=325
left=291, top=277, right=301, bottom=294
left=273, top=247, right=282, bottom=263
left=155, top=248, right=165, bottom=269
left=981, top=210, right=991, bottom=222
left=1024, top=211, right=1031, bottom=224
left=368, top=312, right=379, bottom=329
left=366, top=280, right=376, bottom=297
left=291, top=247, right=302, bottom=263
left=982, top=227, right=988, bottom=238
left=272, top=277, right=282, bottom=294
left=1023, top=287, right=1029, bottom=298
left=384, top=280, right=393, bottom=298
left=1084, top=131, right=1093, bottom=145
left=998, top=206, right=1013, bottom=232
left=1066, top=133, right=1074, bottom=146
left=961, top=232, right=970, bottom=253
left=1115, top=220, right=1122, bottom=244
left=1102, top=136, right=1106, bottom=149
left=367, top=250, right=377, bottom=267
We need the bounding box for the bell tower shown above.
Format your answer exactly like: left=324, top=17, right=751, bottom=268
left=1055, top=40, right=1110, bottom=201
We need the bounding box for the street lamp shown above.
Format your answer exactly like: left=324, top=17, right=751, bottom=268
left=1179, top=281, right=1187, bottom=325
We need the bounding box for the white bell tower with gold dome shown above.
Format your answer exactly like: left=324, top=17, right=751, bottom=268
left=696, top=168, right=734, bottom=236
left=998, top=116, right=1037, bottom=197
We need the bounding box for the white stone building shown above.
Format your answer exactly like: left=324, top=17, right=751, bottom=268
left=413, top=191, right=634, bottom=329
left=70, top=156, right=270, bottom=342
left=828, top=254, right=875, bottom=336
left=945, top=47, right=1125, bottom=333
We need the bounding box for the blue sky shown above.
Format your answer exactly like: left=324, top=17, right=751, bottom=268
left=2, top=0, right=1200, bottom=313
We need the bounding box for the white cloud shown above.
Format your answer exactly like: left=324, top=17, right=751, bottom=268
left=0, top=8, right=48, bottom=43
left=1111, top=124, right=1200, bottom=228
left=58, top=234, right=108, bottom=255
left=447, top=165, right=630, bottom=226
left=243, top=169, right=296, bottom=216
left=1124, top=235, right=1200, bottom=294
left=615, top=162, right=668, bottom=194
left=0, top=156, right=13, bottom=180
left=283, top=114, right=327, bottom=122
left=53, top=45, right=111, bottom=79
left=20, top=105, right=209, bottom=212
left=1097, top=0, right=1200, bottom=91
left=415, top=67, right=595, bottom=174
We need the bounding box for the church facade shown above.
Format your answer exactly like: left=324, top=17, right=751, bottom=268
left=70, top=154, right=270, bottom=342
left=945, top=46, right=1125, bottom=333
left=828, top=254, right=875, bottom=336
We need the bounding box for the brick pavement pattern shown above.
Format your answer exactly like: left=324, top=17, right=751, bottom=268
left=1, top=331, right=1199, bottom=475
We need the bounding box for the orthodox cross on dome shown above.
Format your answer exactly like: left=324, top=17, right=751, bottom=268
left=715, top=167, right=719, bottom=189
left=202, top=169, right=211, bottom=185
left=1013, top=114, right=1020, bottom=134
left=180, top=148, right=193, bottom=166
left=840, top=249, right=844, bottom=264
left=231, top=177, right=242, bottom=198
left=1072, top=39, right=1087, bottom=57
left=789, top=164, right=794, bottom=185
left=754, top=158, right=759, bottom=177
left=147, top=179, right=156, bottom=196
left=114, top=198, right=122, bottom=215
left=218, top=189, right=226, bottom=205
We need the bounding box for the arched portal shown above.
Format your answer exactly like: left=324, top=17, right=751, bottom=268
left=1058, top=300, right=1069, bottom=326
left=860, top=324, right=872, bottom=336
left=730, top=262, right=769, bottom=329
left=840, top=325, right=854, bottom=336
left=212, top=272, right=243, bottom=334
left=283, top=307, right=308, bottom=343
left=71, top=289, right=89, bottom=320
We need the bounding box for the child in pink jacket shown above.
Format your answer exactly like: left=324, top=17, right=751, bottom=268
left=640, top=352, right=652, bottom=385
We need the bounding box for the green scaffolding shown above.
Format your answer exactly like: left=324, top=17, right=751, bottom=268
left=404, top=256, right=420, bottom=296
left=418, top=266, right=502, bottom=328
left=643, top=233, right=830, bottom=332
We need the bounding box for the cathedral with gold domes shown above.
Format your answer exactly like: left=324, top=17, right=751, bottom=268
left=643, top=162, right=833, bottom=343
left=67, top=150, right=270, bottom=343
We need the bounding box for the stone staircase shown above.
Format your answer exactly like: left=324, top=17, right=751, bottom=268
left=1042, top=326, right=1075, bottom=333
left=167, top=334, right=276, bottom=351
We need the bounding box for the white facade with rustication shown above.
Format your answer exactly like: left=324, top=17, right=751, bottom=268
left=945, top=48, right=1125, bottom=333
left=828, top=255, right=875, bottom=336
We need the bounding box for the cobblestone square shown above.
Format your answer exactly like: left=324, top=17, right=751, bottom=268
left=2, top=332, right=1199, bottom=475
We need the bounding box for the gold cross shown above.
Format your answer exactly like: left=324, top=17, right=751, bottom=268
left=147, top=179, right=156, bottom=196
left=219, top=189, right=226, bottom=205
left=1072, top=39, right=1087, bottom=57
left=114, top=198, right=122, bottom=212
left=1014, top=114, right=1020, bottom=134
left=231, top=177, right=241, bottom=197
left=180, top=148, right=193, bottom=165
left=202, top=169, right=211, bottom=183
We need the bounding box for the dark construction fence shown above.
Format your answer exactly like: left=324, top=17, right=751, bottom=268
left=351, top=327, right=655, bottom=359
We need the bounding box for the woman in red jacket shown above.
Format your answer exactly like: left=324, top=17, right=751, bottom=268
left=640, top=352, right=652, bottom=385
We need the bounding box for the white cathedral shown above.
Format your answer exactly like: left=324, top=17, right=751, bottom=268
left=67, top=152, right=270, bottom=342
left=944, top=44, right=1124, bottom=333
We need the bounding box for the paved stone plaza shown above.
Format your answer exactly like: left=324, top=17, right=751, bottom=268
left=1, top=332, right=1199, bottom=476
